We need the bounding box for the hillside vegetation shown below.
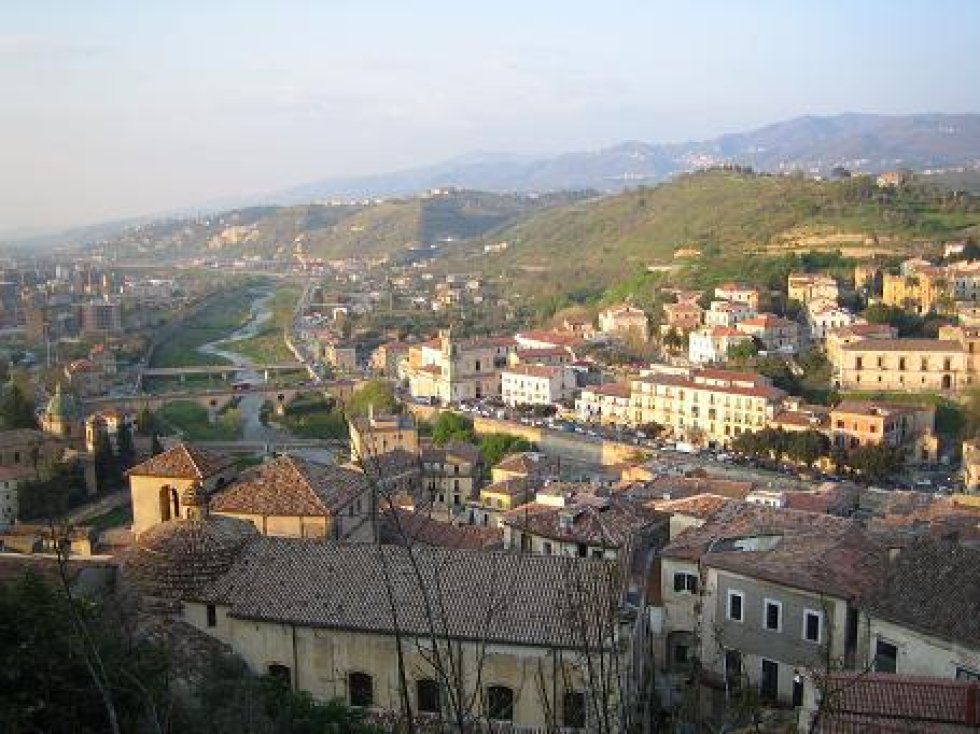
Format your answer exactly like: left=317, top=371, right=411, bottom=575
left=469, top=169, right=980, bottom=299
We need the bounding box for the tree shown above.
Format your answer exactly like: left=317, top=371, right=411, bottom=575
left=346, top=379, right=398, bottom=417
left=430, top=412, right=474, bottom=446
left=0, top=382, right=37, bottom=429
left=845, top=444, right=904, bottom=484
left=115, top=422, right=135, bottom=471
left=136, top=407, right=155, bottom=436
left=786, top=429, right=831, bottom=467
left=150, top=433, right=164, bottom=456
left=477, top=433, right=532, bottom=469
left=727, top=339, right=759, bottom=363
left=18, top=462, right=89, bottom=521
left=94, top=431, right=120, bottom=492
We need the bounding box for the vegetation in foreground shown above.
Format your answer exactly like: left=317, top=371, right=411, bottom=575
left=155, top=401, right=243, bottom=441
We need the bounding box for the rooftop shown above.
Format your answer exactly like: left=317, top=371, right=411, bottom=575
left=198, top=539, right=619, bottom=650
left=662, top=503, right=884, bottom=600
left=503, top=494, right=666, bottom=547
left=127, top=443, right=235, bottom=480
left=381, top=509, right=502, bottom=550
left=210, top=455, right=370, bottom=517
left=840, top=338, right=962, bottom=353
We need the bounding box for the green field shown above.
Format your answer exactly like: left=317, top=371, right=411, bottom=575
left=150, top=281, right=267, bottom=368
left=226, top=283, right=303, bottom=364
left=278, top=393, right=348, bottom=439
left=86, top=505, right=133, bottom=531
left=156, top=400, right=243, bottom=441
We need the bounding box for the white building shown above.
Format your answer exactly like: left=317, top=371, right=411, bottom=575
left=704, top=300, right=757, bottom=328
left=688, top=327, right=754, bottom=364
left=0, top=465, right=33, bottom=530
left=500, top=364, right=576, bottom=407
left=575, top=382, right=632, bottom=424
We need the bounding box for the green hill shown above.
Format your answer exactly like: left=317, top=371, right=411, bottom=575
left=466, top=169, right=980, bottom=300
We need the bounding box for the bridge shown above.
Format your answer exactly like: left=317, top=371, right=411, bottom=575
left=141, top=363, right=305, bottom=378
left=82, top=379, right=362, bottom=416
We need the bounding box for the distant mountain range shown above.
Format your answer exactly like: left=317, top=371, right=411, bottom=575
left=276, top=113, right=980, bottom=203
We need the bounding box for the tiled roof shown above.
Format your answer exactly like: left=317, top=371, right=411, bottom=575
left=421, top=441, right=482, bottom=465
left=502, top=495, right=666, bottom=547
left=127, top=443, right=234, bottom=480
left=587, top=382, right=631, bottom=398
left=648, top=494, right=740, bottom=520
left=832, top=400, right=929, bottom=417
left=381, top=509, right=502, bottom=549
left=738, top=314, right=796, bottom=329
left=661, top=503, right=885, bottom=600
left=867, top=537, right=980, bottom=648
left=811, top=672, right=980, bottom=733
left=630, top=476, right=754, bottom=502
left=481, top=478, right=531, bottom=498
left=840, top=338, right=962, bottom=353
left=199, top=539, right=618, bottom=650
left=124, top=516, right=258, bottom=599
left=503, top=364, right=561, bottom=379
left=210, top=455, right=370, bottom=516
left=494, top=452, right=555, bottom=477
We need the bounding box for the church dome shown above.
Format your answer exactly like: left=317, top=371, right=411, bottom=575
left=124, top=515, right=258, bottom=600
left=44, top=383, right=77, bottom=420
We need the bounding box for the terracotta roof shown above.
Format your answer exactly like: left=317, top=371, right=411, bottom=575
left=210, top=455, right=370, bottom=517
left=587, top=382, right=631, bottom=398
left=647, top=494, right=740, bottom=520
left=630, top=476, right=754, bottom=502
left=502, top=495, right=667, bottom=548
left=662, top=503, right=885, bottom=600
left=810, top=672, right=980, bottom=733
left=123, top=516, right=258, bottom=599
left=503, top=364, right=561, bottom=379
left=738, top=314, right=796, bottom=329
left=494, top=452, right=556, bottom=477
left=199, top=539, right=619, bottom=649
left=840, top=338, right=963, bottom=353
left=631, top=371, right=785, bottom=401
left=481, top=477, right=531, bottom=498
left=421, top=441, right=482, bottom=466
left=127, top=443, right=234, bottom=480
left=381, top=509, right=502, bottom=549
left=832, top=400, right=930, bottom=417
left=867, top=538, right=980, bottom=648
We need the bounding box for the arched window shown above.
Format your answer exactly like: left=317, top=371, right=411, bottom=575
left=416, top=678, right=440, bottom=714
left=563, top=690, right=586, bottom=729
left=349, top=672, right=373, bottom=707
left=486, top=685, right=514, bottom=721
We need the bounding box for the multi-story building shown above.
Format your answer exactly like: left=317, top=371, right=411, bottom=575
left=661, top=301, right=704, bottom=333
left=369, top=341, right=410, bottom=378
left=830, top=401, right=937, bottom=463
left=500, top=364, right=575, bottom=407
left=834, top=338, right=966, bottom=392
left=736, top=314, right=801, bottom=353
left=77, top=298, right=123, bottom=335
left=576, top=382, right=632, bottom=424
left=806, top=302, right=861, bottom=342
left=713, top=283, right=761, bottom=309
left=421, top=441, right=483, bottom=518
left=825, top=323, right=897, bottom=364
left=704, top=300, right=757, bottom=328
left=688, top=327, right=754, bottom=364
left=629, top=367, right=786, bottom=446
left=348, top=408, right=419, bottom=464
left=947, top=260, right=980, bottom=302
left=0, top=464, right=34, bottom=530
left=403, top=330, right=503, bottom=404
left=657, top=504, right=883, bottom=706
left=787, top=273, right=839, bottom=305
left=882, top=263, right=949, bottom=315
left=598, top=304, right=649, bottom=342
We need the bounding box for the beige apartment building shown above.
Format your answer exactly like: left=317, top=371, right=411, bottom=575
left=713, top=283, right=761, bottom=309
left=787, top=273, right=839, bottom=304
left=598, top=304, right=649, bottom=342
left=576, top=382, right=632, bottom=424
left=403, top=330, right=506, bottom=404
left=830, top=401, right=938, bottom=464
left=834, top=338, right=966, bottom=392
left=629, top=368, right=786, bottom=446
left=500, top=364, right=575, bottom=407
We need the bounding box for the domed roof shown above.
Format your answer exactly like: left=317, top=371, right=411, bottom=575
left=124, top=515, right=258, bottom=600
left=45, top=383, right=77, bottom=420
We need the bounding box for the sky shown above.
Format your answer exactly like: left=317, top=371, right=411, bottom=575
left=2, top=0, right=980, bottom=234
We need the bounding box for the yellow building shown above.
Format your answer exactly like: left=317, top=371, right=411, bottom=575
left=962, top=438, right=980, bottom=494
left=882, top=267, right=949, bottom=315
left=834, top=338, right=965, bottom=393
left=598, top=304, right=649, bottom=342
left=348, top=408, right=419, bottom=464
left=787, top=273, right=839, bottom=304
left=402, top=330, right=504, bottom=405
left=830, top=401, right=937, bottom=464
left=421, top=441, right=483, bottom=518
left=629, top=367, right=786, bottom=446
left=209, top=455, right=375, bottom=541
left=825, top=323, right=897, bottom=365
left=127, top=443, right=239, bottom=536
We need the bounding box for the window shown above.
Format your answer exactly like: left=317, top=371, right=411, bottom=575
left=486, top=685, right=514, bottom=721
left=803, top=609, right=822, bottom=643
left=727, top=590, right=744, bottom=622
left=725, top=649, right=742, bottom=688
left=416, top=678, right=440, bottom=713
left=955, top=666, right=980, bottom=682
left=206, top=604, right=216, bottom=628
left=268, top=664, right=291, bottom=687
left=760, top=659, right=779, bottom=700
left=349, top=672, right=374, bottom=707
left=543, top=541, right=552, bottom=555
left=673, top=572, right=698, bottom=593
left=563, top=690, right=586, bottom=729
left=591, top=548, right=604, bottom=559
left=763, top=599, right=782, bottom=632
left=874, top=639, right=898, bottom=674
left=674, top=644, right=689, bottom=666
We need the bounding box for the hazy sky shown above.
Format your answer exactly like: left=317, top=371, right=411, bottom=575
left=3, top=0, right=979, bottom=233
